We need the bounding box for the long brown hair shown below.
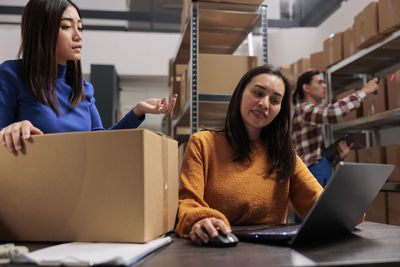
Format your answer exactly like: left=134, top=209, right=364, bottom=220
left=18, top=0, right=84, bottom=116
left=224, top=65, right=296, bottom=181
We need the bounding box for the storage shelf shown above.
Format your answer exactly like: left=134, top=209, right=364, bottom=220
left=382, top=182, right=400, bottom=193
left=332, top=107, right=400, bottom=135
left=171, top=94, right=231, bottom=130
left=174, top=5, right=261, bottom=64
left=329, top=29, right=400, bottom=90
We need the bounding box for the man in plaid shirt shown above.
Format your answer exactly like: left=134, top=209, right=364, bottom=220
left=292, top=70, right=378, bottom=187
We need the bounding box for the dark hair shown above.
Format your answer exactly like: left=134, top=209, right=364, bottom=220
left=18, top=0, right=84, bottom=116
left=224, top=65, right=296, bottom=181
left=292, top=70, right=320, bottom=104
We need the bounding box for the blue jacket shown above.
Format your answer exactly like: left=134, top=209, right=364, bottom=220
left=0, top=60, right=143, bottom=132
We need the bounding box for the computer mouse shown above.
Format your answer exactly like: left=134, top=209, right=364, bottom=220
left=204, top=230, right=239, bottom=247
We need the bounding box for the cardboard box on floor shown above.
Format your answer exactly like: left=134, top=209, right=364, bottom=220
left=0, top=129, right=178, bottom=243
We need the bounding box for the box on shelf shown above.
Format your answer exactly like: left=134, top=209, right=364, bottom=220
left=0, top=129, right=179, bottom=243
left=179, top=66, right=189, bottom=110
left=296, top=58, right=311, bottom=78
left=386, top=145, right=400, bottom=182
left=198, top=53, right=258, bottom=94
left=180, top=0, right=190, bottom=32
left=357, top=146, right=387, bottom=164
left=386, top=70, right=400, bottom=110
left=354, top=2, right=383, bottom=49
left=343, top=26, right=358, bottom=59
left=362, top=78, right=388, bottom=116
left=366, top=192, right=388, bottom=224
left=279, top=65, right=295, bottom=91
left=310, top=51, right=326, bottom=72
left=180, top=0, right=263, bottom=32
left=378, top=0, right=400, bottom=34
left=343, top=149, right=358, bottom=162
left=290, top=62, right=298, bottom=82
left=335, top=89, right=361, bottom=122
left=323, top=32, right=343, bottom=67
left=171, top=80, right=181, bottom=119
left=388, top=192, right=400, bottom=226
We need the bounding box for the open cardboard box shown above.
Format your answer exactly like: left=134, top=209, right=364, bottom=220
left=0, top=129, right=178, bottom=243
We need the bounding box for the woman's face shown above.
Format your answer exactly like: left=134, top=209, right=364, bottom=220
left=56, top=6, right=82, bottom=65
left=240, top=73, right=285, bottom=140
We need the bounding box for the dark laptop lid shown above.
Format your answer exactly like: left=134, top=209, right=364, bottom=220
left=233, top=162, right=394, bottom=246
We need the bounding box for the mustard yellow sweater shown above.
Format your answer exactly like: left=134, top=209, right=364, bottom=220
left=176, top=131, right=324, bottom=238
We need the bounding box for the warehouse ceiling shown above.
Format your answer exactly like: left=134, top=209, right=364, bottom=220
left=0, top=0, right=344, bottom=32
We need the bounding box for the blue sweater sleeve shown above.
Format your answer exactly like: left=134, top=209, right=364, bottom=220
left=0, top=63, right=18, bottom=130
left=88, top=92, right=144, bottom=131
left=0, top=60, right=145, bottom=132
left=109, top=107, right=145, bottom=130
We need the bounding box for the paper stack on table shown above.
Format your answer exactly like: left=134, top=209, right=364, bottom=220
left=13, top=236, right=171, bottom=266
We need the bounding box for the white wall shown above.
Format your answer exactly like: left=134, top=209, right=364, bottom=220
left=0, top=26, right=180, bottom=77
left=266, top=0, right=376, bottom=67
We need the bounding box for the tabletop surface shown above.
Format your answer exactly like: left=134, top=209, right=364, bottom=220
left=5, top=222, right=400, bottom=267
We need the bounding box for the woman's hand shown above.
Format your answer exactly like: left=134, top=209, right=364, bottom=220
left=0, top=120, right=43, bottom=153
left=133, top=94, right=178, bottom=118
left=337, top=140, right=354, bottom=161
left=189, top=217, right=231, bottom=245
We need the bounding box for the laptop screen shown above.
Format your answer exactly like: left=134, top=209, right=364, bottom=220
left=232, top=162, right=394, bottom=246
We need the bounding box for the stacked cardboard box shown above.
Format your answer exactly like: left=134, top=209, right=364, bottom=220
left=357, top=146, right=387, bottom=164
left=335, top=89, right=361, bottom=123
left=378, top=0, right=400, bottom=34
left=310, top=51, right=325, bottom=72
left=362, top=78, right=388, bottom=117
left=386, top=145, right=400, bottom=182
left=354, top=2, right=383, bottom=49
left=388, top=193, right=400, bottom=225
left=386, top=70, right=400, bottom=110
left=366, top=192, right=388, bottom=224
left=198, top=54, right=258, bottom=95
left=323, top=32, right=343, bottom=67
left=343, top=149, right=358, bottom=162
left=296, top=58, right=311, bottom=78
left=342, top=26, right=358, bottom=59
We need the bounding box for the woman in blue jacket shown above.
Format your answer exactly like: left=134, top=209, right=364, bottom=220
left=0, top=0, right=176, bottom=153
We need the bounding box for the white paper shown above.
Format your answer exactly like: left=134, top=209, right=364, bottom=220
left=13, top=237, right=171, bottom=266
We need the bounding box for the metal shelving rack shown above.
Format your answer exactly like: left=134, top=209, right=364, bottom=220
left=170, top=1, right=267, bottom=137
left=326, top=28, right=400, bottom=192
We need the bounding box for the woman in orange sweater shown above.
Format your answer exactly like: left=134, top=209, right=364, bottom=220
left=175, top=65, right=324, bottom=245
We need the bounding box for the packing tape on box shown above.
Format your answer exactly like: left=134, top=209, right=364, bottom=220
left=161, top=135, right=169, bottom=233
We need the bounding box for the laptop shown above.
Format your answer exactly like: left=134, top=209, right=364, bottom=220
left=232, top=162, right=394, bottom=246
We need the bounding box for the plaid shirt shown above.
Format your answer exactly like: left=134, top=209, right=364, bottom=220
left=291, top=90, right=366, bottom=167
